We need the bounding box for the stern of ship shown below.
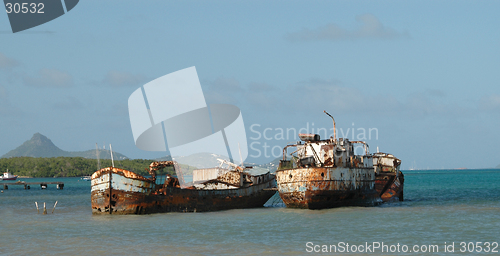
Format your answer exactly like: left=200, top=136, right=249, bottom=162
left=373, top=153, right=404, bottom=202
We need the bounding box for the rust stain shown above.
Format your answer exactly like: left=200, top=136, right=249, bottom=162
left=91, top=161, right=277, bottom=214
left=373, top=152, right=404, bottom=202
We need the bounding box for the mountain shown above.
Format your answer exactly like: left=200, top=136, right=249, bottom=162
left=68, top=149, right=128, bottom=160
left=1, top=133, right=128, bottom=159
left=2, top=133, right=66, bottom=158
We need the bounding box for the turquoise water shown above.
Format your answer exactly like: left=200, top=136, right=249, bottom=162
left=1, top=170, right=499, bottom=255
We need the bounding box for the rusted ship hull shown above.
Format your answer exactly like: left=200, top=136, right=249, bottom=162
left=276, top=167, right=381, bottom=209
left=375, top=171, right=404, bottom=202
left=372, top=153, right=404, bottom=202
left=91, top=167, right=276, bottom=214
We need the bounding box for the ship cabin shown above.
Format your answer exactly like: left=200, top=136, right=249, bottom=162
left=372, top=153, right=401, bottom=175
left=279, top=133, right=373, bottom=170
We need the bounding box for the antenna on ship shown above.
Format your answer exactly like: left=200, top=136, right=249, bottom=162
left=323, top=110, right=336, bottom=142
left=95, top=143, right=101, bottom=170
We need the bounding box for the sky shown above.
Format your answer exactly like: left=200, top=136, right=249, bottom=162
left=1, top=0, right=499, bottom=169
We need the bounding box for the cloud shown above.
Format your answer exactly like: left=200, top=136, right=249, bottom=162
left=103, top=71, right=146, bottom=87
left=51, top=96, right=84, bottom=110
left=405, top=92, right=449, bottom=117
left=242, top=82, right=278, bottom=110
left=287, top=79, right=363, bottom=111
left=479, top=94, right=500, bottom=112
left=204, top=77, right=244, bottom=105
left=0, top=53, right=19, bottom=69
left=204, top=76, right=472, bottom=121
left=281, top=80, right=465, bottom=119
left=206, top=77, right=370, bottom=113
left=206, top=77, right=371, bottom=113
left=247, top=82, right=275, bottom=92
left=205, top=78, right=280, bottom=110
left=285, top=14, right=410, bottom=42
left=23, top=68, right=73, bottom=88
left=209, top=77, right=243, bottom=93
left=424, top=88, right=446, bottom=98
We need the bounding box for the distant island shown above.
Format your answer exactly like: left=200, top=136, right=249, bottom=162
left=0, top=156, right=165, bottom=178
left=0, top=133, right=159, bottom=177
left=1, top=133, right=128, bottom=159
left=0, top=133, right=201, bottom=178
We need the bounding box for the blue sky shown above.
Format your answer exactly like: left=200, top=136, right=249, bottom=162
left=1, top=0, right=499, bottom=169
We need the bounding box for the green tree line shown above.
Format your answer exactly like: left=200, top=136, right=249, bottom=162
left=0, top=157, right=193, bottom=178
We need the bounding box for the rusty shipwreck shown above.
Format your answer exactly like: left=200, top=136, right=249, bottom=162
left=276, top=111, right=404, bottom=209
left=91, top=160, right=276, bottom=214
left=373, top=152, right=404, bottom=202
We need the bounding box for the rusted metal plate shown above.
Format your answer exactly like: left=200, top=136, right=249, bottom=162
left=194, top=170, right=266, bottom=189
left=193, top=168, right=227, bottom=183
left=375, top=171, right=404, bottom=202
left=215, top=171, right=251, bottom=187
left=299, top=133, right=320, bottom=141
left=193, top=182, right=239, bottom=190
left=276, top=166, right=380, bottom=209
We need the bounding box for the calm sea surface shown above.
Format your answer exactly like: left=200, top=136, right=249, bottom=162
left=1, top=169, right=499, bottom=255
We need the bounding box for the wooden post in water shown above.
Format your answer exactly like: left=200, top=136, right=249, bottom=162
left=43, top=202, right=47, bottom=215
left=52, top=201, right=58, bottom=214
left=35, top=202, right=39, bottom=214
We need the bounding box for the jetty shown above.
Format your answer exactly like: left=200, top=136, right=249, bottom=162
left=2, top=181, right=64, bottom=190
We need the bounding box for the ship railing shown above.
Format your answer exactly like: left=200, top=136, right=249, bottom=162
left=350, top=141, right=370, bottom=155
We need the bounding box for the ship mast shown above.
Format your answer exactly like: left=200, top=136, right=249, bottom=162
left=109, top=144, right=115, bottom=168
left=323, top=110, right=336, bottom=142
left=95, top=143, right=101, bottom=170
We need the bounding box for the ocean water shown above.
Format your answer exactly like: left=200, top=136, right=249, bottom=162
left=1, top=169, right=499, bottom=255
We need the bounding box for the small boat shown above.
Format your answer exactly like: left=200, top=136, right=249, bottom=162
left=3, top=171, right=18, bottom=181
left=91, top=160, right=276, bottom=214
left=82, top=176, right=92, bottom=181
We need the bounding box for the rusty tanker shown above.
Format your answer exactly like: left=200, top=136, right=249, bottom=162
left=91, top=160, right=276, bottom=214
left=276, top=111, right=404, bottom=209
